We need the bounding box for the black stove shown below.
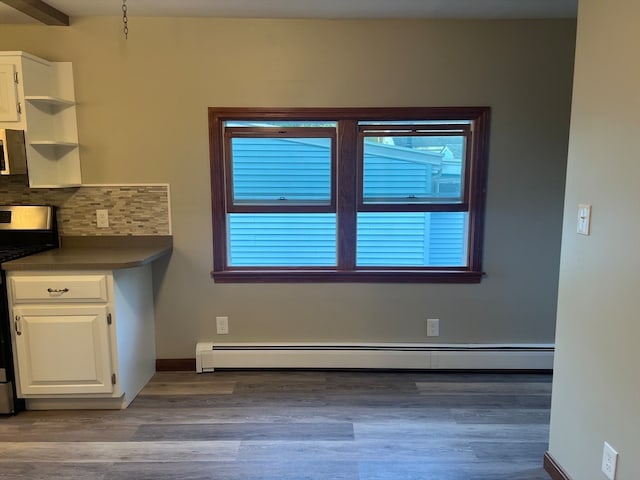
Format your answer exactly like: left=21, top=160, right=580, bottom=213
left=0, top=205, right=59, bottom=414
left=0, top=245, right=56, bottom=263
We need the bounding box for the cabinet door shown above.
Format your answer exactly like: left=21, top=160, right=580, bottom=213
left=13, top=305, right=114, bottom=395
left=0, top=64, right=20, bottom=122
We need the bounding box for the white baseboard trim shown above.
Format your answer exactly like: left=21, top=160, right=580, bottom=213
left=195, top=342, right=554, bottom=373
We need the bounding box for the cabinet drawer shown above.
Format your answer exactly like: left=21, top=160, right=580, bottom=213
left=10, top=275, right=108, bottom=303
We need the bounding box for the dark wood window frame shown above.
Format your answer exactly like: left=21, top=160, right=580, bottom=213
left=209, top=107, right=490, bottom=283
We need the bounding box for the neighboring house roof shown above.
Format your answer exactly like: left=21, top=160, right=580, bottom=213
left=393, top=135, right=464, bottom=159
left=362, top=140, right=443, bottom=166
left=272, top=137, right=445, bottom=166
left=231, top=122, right=448, bottom=166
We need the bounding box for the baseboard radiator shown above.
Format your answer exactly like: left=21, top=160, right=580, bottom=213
left=195, top=342, right=554, bottom=373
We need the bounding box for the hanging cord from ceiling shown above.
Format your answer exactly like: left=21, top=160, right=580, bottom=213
left=122, top=0, right=129, bottom=39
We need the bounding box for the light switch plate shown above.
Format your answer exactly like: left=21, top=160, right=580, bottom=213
left=577, top=203, right=591, bottom=235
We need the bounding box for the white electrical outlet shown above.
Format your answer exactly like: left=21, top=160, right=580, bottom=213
left=602, top=441, right=618, bottom=480
left=96, top=209, right=109, bottom=228
left=216, top=316, right=229, bottom=335
left=426, top=318, right=440, bottom=337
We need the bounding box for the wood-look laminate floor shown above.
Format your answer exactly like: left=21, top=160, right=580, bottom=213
left=0, top=370, right=552, bottom=479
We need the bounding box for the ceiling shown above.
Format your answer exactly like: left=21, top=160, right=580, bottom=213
left=0, top=0, right=578, bottom=25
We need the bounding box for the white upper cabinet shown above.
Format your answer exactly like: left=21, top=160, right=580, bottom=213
left=0, top=51, right=81, bottom=188
left=0, top=64, right=20, bottom=122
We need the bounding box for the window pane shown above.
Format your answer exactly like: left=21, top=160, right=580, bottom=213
left=228, top=213, right=336, bottom=266
left=362, top=135, right=465, bottom=203
left=231, top=137, right=332, bottom=204
left=357, top=212, right=468, bottom=267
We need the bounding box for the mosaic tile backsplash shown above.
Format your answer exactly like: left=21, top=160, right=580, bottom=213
left=0, top=176, right=171, bottom=236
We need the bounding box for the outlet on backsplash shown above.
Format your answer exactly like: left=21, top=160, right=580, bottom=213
left=96, top=209, right=109, bottom=228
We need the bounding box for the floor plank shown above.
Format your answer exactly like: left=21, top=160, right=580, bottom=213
left=0, top=370, right=552, bottom=479
left=0, top=441, right=240, bottom=463
left=133, top=422, right=355, bottom=441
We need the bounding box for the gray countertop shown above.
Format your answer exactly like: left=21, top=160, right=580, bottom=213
left=1, top=236, right=173, bottom=271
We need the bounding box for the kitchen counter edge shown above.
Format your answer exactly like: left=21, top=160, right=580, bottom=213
left=1, top=236, right=173, bottom=271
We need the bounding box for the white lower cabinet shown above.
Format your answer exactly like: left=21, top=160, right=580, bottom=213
left=7, top=266, right=156, bottom=410
left=13, top=304, right=113, bottom=396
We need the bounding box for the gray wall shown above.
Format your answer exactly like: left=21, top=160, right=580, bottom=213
left=548, top=0, right=640, bottom=478
left=0, top=17, right=575, bottom=358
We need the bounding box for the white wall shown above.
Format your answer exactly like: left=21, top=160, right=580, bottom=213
left=0, top=17, right=575, bottom=357
left=548, top=0, right=640, bottom=478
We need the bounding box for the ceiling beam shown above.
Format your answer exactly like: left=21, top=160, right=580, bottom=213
left=1, top=0, right=69, bottom=26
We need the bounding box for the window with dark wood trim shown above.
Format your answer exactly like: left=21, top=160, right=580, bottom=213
left=209, top=107, right=490, bottom=283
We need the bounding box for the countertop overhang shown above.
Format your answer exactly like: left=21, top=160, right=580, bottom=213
left=1, top=236, right=173, bottom=271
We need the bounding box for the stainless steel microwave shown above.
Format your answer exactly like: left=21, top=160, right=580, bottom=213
left=0, top=129, right=27, bottom=175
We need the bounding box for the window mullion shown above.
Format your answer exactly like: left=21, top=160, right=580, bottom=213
left=337, top=119, right=357, bottom=270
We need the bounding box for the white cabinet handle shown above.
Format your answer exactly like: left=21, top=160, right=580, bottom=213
left=14, top=315, right=21, bottom=336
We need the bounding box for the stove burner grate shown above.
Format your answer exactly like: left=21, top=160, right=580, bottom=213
left=0, top=245, right=55, bottom=263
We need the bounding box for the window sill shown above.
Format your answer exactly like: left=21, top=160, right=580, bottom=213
left=211, top=270, right=483, bottom=283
